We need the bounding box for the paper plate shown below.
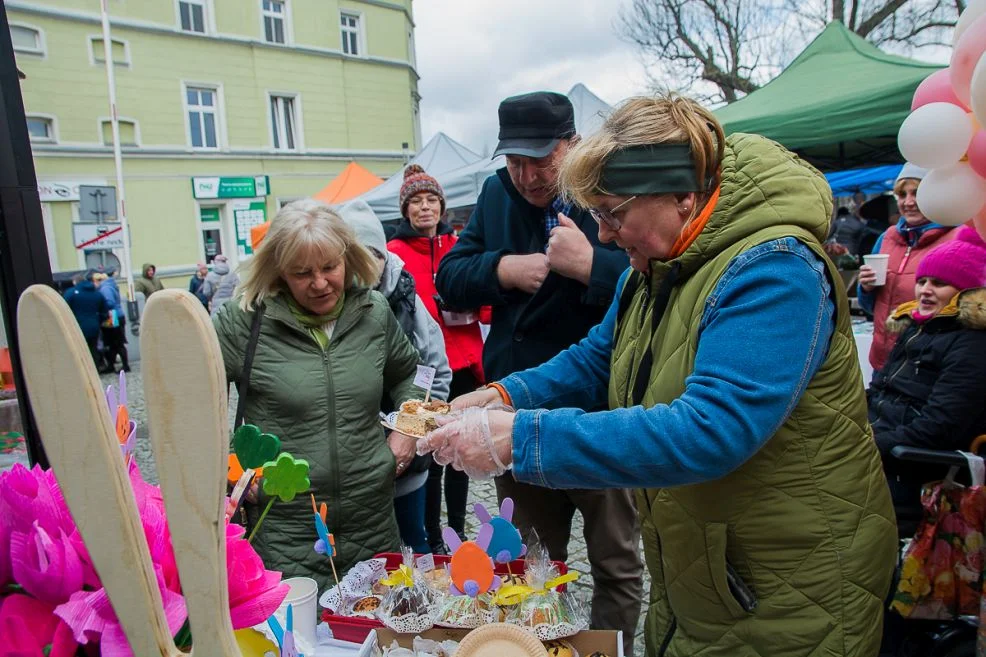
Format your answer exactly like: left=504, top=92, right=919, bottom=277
left=457, top=623, right=549, bottom=657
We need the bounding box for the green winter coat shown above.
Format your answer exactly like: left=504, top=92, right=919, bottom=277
left=134, top=262, right=164, bottom=298
left=213, top=287, right=423, bottom=593
left=609, top=134, right=897, bottom=656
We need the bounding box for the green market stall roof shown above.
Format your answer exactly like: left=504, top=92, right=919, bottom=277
left=714, top=21, right=943, bottom=171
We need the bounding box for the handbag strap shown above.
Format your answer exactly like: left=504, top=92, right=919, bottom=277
left=234, top=303, right=264, bottom=428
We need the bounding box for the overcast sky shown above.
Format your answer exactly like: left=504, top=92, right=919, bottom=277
left=412, top=0, right=649, bottom=154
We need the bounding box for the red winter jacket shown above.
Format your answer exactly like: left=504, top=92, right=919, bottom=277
left=388, top=221, right=486, bottom=381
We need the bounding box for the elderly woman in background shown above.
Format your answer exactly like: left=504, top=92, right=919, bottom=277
left=213, top=199, right=424, bottom=591
left=422, top=94, right=897, bottom=657
left=857, top=163, right=956, bottom=372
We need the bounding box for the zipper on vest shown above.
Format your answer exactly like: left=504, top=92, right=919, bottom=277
left=896, top=246, right=912, bottom=275
left=624, top=284, right=651, bottom=404
left=323, top=349, right=342, bottom=560
left=657, top=617, right=677, bottom=657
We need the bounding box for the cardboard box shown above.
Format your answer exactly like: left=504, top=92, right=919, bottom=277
left=357, top=627, right=624, bottom=657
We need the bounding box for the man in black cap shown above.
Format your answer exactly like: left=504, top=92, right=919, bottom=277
left=436, top=91, right=642, bottom=654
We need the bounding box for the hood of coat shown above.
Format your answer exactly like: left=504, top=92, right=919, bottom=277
left=141, top=262, right=155, bottom=279
left=337, top=199, right=388, bottom=257
left=212, top=259, right=230, bottom=276
left=887, top=287, right=986, bottom=334
left=376, top=250, right=407, bottom=298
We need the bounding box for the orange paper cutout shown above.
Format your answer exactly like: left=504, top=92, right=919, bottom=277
left=115, top=406, right=130, bottom=445
left=228, top=453, right=262, bottom=485
left=450, top=542, right=496, bottom=594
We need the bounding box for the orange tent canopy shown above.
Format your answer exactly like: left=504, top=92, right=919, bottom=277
left=313, top=161, right=384, bottom=204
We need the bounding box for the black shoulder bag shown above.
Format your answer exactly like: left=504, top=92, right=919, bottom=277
left=234, top=303, right=265, bottom=428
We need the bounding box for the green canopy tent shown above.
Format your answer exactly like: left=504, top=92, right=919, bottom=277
left=714, top=21, right=943, bottom=171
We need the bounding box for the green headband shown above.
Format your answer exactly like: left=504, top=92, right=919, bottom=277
left=599, top=143, right=705, bottom=195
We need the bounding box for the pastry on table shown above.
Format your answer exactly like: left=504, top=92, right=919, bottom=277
left=585, top=652, right=611, bottom=657
left=544, top=640, right=578, bottom=657
left=348, top=595, right=382, bottom=617
left=394, top=399, right=451, bottom=436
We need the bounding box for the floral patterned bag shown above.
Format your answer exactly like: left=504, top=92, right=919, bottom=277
left=893, top=453, right=986, bottom=620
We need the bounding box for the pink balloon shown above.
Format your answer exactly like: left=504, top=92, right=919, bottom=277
left=912, top=69, right=968, bottom=111
left=951, top=13, right=986, bottom=107
left=970, top=131, right=986, bottom=179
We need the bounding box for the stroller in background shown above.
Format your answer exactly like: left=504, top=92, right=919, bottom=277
left=881, top=445, right=985, bottom=657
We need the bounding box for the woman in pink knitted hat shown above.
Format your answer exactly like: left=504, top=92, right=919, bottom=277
left=868, top=224, right=986, bottom=539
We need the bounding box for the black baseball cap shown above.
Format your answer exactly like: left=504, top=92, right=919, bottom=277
left=492, top=91, right=576, bottom=159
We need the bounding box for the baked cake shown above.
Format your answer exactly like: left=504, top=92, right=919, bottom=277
left=394, top=400, right=451, bottom=437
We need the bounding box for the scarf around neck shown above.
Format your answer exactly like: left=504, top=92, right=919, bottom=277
left=287, top=292, right=346, bottom=349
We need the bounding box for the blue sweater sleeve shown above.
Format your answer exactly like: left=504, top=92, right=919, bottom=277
left=501, top=269, right=628, bottom=410
left=511, top=241, right=835, bottom=489
left=856, top=232, right=885, bottom=315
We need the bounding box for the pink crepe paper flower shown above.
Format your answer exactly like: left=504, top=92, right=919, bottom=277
left=54, top=566, right=186, bottom=657
left=0, top=464, right=70, bottom=535
left=0, top=593, right=76, bottom=657
left=9, top=521, right=85, bottom=604
left=225, top=522, right=288, bottom=628
left=127, top=460, right=180, bottom=593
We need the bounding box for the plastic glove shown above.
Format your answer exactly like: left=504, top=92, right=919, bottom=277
left=417, top=406, right=514, bottom=479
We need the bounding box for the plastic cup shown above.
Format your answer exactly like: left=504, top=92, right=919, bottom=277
left=862, top=254, right=890, bottom=286
left=278, top=576, right=318, bottom=650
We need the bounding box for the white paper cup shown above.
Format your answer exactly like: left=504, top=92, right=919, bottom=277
left=278, top=576, right=317, bottom=649
left=863, top=254, right=890, bottom=286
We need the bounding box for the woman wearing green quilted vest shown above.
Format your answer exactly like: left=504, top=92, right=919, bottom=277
left=421, top=95, right=897, bottom=656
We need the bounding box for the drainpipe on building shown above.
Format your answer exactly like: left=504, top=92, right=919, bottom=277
left=100, top=0, right=139, bottom=332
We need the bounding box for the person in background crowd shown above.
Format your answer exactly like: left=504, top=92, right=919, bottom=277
left=856, top=194, right=894, bottom=259
left=200, top=254, right=230, bottom=310
left=424, top=93, right=897, bottom=657
left=134, top=262, right=164, bottom=299
left=338, top=198, right=451, bottom=554
left=213, top=199, right=424, bottom=591
left=188, top=262, right=209, bottom=307
left=827, top=205, right=865, bottom=255
left=209, top=260, right=241, bottom=319
left=858, top=163, right=956, bottom=372
left=435, top=90, right=642, bottom=653
left=868, top=225, right=986, bottom=538
left=387, top=165, right=486, bottom=553
left=98, top=266, right=130, bottom=373
left=64, top=269, right=109, bottom=370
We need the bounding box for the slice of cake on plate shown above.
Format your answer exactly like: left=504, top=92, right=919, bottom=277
left=394, top=400, right=451, bottom=437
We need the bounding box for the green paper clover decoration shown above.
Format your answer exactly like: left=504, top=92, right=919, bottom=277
left=261, top=452, right=310, bottom=502
left=233, top=424, right=281, bottom=469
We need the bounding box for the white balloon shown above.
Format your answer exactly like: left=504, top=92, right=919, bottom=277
left=973, top=53, right=986, bottom=129
left=956, top=0, right=986, bottom=45
left=916, top=163, right=986, bottom=226
left=898, top=102, right=975, bottom=169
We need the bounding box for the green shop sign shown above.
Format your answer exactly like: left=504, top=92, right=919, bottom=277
left=191, top=175, right=270, bottom=199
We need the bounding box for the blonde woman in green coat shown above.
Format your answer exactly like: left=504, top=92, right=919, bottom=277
left=422, top=95, right=897, bottom=656
left=214, top=199, right=424, bottom=593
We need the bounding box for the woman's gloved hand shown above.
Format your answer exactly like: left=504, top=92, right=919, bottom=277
left=417, top=406, right=516, bottom=479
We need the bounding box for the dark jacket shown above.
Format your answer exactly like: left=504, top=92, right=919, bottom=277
left=189, top=274, right=208, bottom=306
left=435, top=169, right=628, bottom=382
left=64, top=280, right=108, bottom=340
left=869, top=288, right=986, bottom=537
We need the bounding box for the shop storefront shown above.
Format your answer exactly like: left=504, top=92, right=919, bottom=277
left=191, top=175, right=270, bottom=267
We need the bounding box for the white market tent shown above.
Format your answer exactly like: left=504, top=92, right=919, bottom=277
left=361, top=84, right=614, bottom=221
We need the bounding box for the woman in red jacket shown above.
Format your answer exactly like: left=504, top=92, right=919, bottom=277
left=388, top=165, right=486, bottom=552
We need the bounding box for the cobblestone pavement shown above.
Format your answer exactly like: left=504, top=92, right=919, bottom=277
left=110, top=362, right=650, bottom=649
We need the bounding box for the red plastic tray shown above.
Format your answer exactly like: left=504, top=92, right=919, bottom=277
left=323, top=552, right=568, bottom=643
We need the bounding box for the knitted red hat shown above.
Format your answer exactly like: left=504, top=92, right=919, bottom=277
left=916, top=225, right=986, bottom=290
left=399, top=164, right=445, bottom=218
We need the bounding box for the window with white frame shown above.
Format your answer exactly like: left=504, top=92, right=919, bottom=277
left=179, top=0, right=207, bottom=34
left=269, top=94, right=297, bottom=151
left=10, top=25, right=44, bottom=55
left=262, top=0, right=286, bottom=44
left=340, top=12, right=360, bottom=56
left=186, top=87, right=219, bottom=149
left=26, top=116, right=54, bottom=142
left=90, top=37, right=130, bottom=66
